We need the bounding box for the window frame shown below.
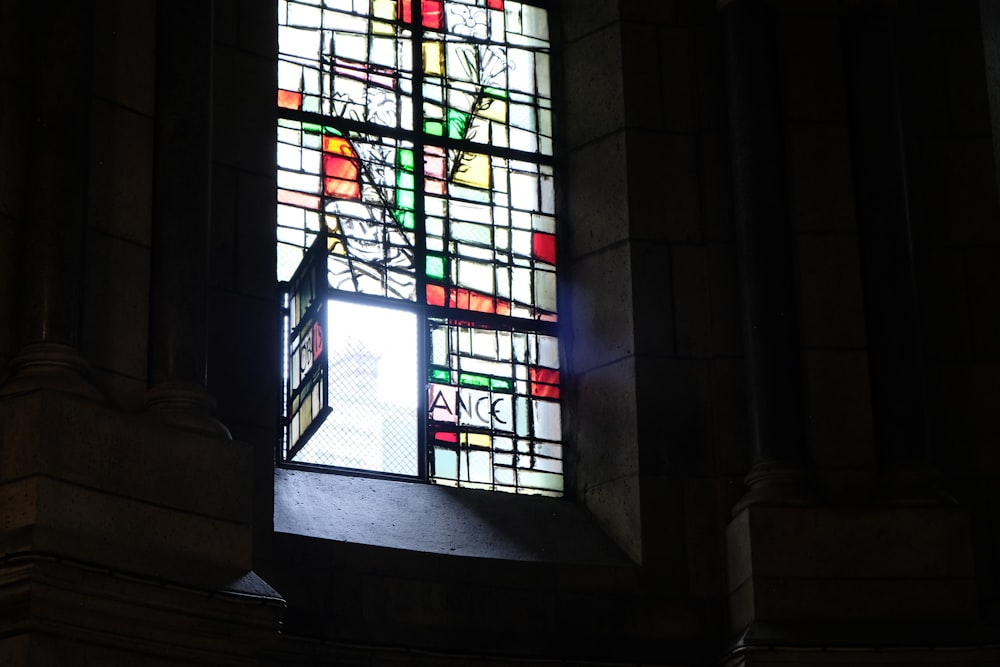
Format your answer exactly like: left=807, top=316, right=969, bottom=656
left=274, top=0, right=568, bottom=497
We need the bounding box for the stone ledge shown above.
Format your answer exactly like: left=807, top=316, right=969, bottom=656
left=726, top=505, right=978, bottom=635
left=0, top=553, right=283, bottom=665
left=274, top=467, right=629, bottom=564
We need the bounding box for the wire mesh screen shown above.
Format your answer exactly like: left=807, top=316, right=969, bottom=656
left=289, top=298, right=419, bottom=476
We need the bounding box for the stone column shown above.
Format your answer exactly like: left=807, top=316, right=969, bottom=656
left=842, top=0, right=950, bottom=504
left=146, top=0, right=230, bottom=438
left=720, top=0, right=815, bottom=512
left=1, top=1, right=102, bottom=400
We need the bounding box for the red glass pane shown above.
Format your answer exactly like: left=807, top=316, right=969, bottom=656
left=322, top=135, right=361, bottom=199
left=400, top=0, right=443, bottom=28
left=323, top=135, right=357, bottom=157
left=312, top=321, right=324, bottom=360
left=278, top=188, right=320, bottom=210
left=532, top=232, right=556, bottom=265
left=453, top=288, right=470, bottom=310
left=487, top=0, right=503, bottom=8
left=324, top=174, right=361, bottom=199
left=426, top=284, right=446, bottom=306
left=529, top=368, right=560, bottom=399
left=469, top=292, right=494, bottom=313
left=422, top=0, right=443, bottom=28
left=277, top=89, right=303, bottom=110
left=434, top=430, right=458, bottom=443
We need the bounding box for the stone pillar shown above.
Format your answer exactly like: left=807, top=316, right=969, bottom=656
left=0, top=2, right=102, bottom=400
left=841, top=0, right=950, bottom=504
left=720, top=0, right=815, bottom=512
left=146, top=0, right=230, bottom=438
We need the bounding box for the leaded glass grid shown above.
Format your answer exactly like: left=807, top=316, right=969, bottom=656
left=278, top=0, right=561, bottom=496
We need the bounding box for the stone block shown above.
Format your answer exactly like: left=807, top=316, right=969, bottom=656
left=561, top=0, right=619, bottom=44
left=794, top=234, right=866, bottom=348
left=0, top=217, right=15, bottom=362
left=566, top=132, right=630, bottom=257
left=563, top=24, right=625, bottom=149
left=0, top=391, right=253, bottom=526
left=778, top=14, right=846, bottom=123
left=208, top=290, right=279, bottom=431
left=569, top=243, right=635, bottom=371
left=584, top=473, right=643, bottom=564
left=0, top=391, right=256, bottom=586
left=707, top=242, right=742, bottom=355
left=87, top=100, right=155, bottom=246
left=213, top=45, right=275, bottom=175
left=670, top=245, right=710, bottom=358
left=240, top=0, right=277, bottom=59
left=786, top=123, right=856, bottom=232
left=965, top=246, right=1000, bottom=359
left=0, top=558, right=282, bottom=665
left=636, top=357, right=712, bottom=476
left=88, top=367, right=148, bottom=413
left=622, top=22, right=665, bottom=130
left=215, top=0, right=239, bottom=47
left=919, top=247, right=972, bottom=362
left=657, top=27, right=698, bottom=132
left=632, top=241, right=676, bottom=356
left=700, top=133, right=735, bottom=241
left=911, top=139, right=1000, bottom=246
left=801, top=349, right=875, bottom=470
left=944, top=28, right=991, bottom=136
left=682, top=477, right=727, bottom=598
left=627, top=131, right=701, bottom=243
left=575, top=357, right=640, bottom=486
left=729, top=506, right=975, bottom=583
left=0, top=84, right=26, bottom=220
left=727, top=506, right=978, bottom=631
left=693, top=22, right=728, bottom=131
left=619, top=0, right=676, bottom=24
left=238, top=170, right=279, bottom=299
left=82, top=229, right=150, bottom=384
left=211, top=163, right=238, bottom=291
left=93, top=0, right=156, bottom=116
left=711, top=358, right=750, bottom=476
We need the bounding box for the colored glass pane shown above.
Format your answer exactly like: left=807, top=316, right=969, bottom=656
left=278, top=89, right=302, bottom=109
left=278, top=0, right=559, bottom=495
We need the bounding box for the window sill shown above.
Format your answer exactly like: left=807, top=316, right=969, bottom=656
left=273, top=467, right=628, bottom=564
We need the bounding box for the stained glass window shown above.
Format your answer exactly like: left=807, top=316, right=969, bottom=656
left=277, top=0, right=561, bottom=495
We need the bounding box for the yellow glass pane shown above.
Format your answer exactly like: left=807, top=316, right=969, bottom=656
left=326, top=215, right=348, bottom=255
left=462, top=432, right=493, bottom=449
left=477, top=97, right=507, bottom=123
left=452, top=152, right=491, bottom=189
left=373, top=20, right=395, bottom=35
left=422, top=41, right=444, bottom=76
left=373, top=0, right=396, bottom=21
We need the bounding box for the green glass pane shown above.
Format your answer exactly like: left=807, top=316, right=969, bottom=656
left=484, top=86, right=508, bottom=100
left=490, top=377, right=513, bottom=392
left=424, top=119, right=445, bottom=136
left=302, top=122, right=323, bottom=134
left=426, top=254, right=446, bottom=280
left=323, top=125, right=342, bottom=136
left=430, top=367, right=451, bottom=382
left=398, top=210, right=415, bottom=230
left=397, top=172, right=415, bottom=190
left=398, top=190, right=415, bottom=211
left=459, top=373, right=490, bottom=388
left=447, top=108, right=470, bottom=140
left=398, top=148, right=415, bottom=170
